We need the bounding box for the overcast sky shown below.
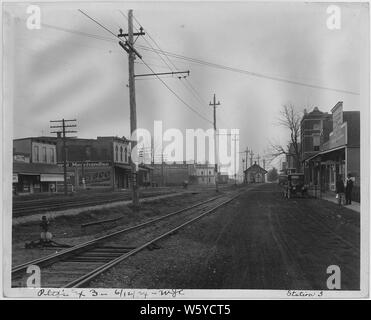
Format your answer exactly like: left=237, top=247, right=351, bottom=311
left=4, top=1, right=367, bottom=174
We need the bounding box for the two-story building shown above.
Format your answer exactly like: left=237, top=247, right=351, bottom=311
left=193, top=163, right=216, bottom=185
left=13, top=137, right=64, bottom=194
left=40, top=135, right=153, bottom=190
left=301, top=106, right=333, bottom=184
left=303, top=102, right=360, bottom=200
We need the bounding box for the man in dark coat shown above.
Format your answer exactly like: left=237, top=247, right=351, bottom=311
left=345, top=174, right=354, bottom=205
left=335, top=175, right=345, bottom=206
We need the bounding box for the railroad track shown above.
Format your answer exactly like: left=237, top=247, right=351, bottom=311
left=12, top=190, right=243, bottom=288
left=12, top=189, right=179, bottom=216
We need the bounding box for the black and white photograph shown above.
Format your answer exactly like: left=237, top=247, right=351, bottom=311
left=1, top=0, right=370, bottom=300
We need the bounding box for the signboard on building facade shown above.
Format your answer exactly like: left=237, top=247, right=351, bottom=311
left=328, top=103, right=347, bottom=150
left=58, top=161, right=111, bottom=168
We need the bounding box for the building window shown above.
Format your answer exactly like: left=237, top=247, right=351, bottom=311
left=313, top=123, right=320, bottom=130
left=124, top=148, right=128, bottom=163
left=34, top=146, right=39, bottom=162
left=115, top=145, right=118, bottom=162
left=43, top=147, right=47, bottom=162
left=49, top=148, right=55, bottom=163
left=201, top=171, right=203, bottom=175
left=313, top=135, right=320, bottom=151
left=120, top=146, right=123, bottom=162
left=209, top=171, right=212, bottom=175
left=85, top=146, right=92, bottom=160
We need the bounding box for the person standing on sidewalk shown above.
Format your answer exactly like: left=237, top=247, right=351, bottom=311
left=336, top=175, right=345, bottom=206
left=345, top=173, right=354, bottom=205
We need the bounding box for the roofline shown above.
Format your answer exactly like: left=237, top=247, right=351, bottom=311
left=303, top=145, right=346, bottom=162
left=330, top=101, right=343, bottom=113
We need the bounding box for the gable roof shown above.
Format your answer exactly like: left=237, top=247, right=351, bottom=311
left=243, top=163, right=267, bottom=174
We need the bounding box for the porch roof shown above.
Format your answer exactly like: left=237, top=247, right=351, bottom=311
left=304, top=145, right=346, bottom=162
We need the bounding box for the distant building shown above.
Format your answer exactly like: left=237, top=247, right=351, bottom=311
left=217, top=173, right=229, bottom=184
left=193, top=164, right=216, bottom=185
left=244, top=162, right=267, bottom=183
left=303, top=102, right=360, bottom=199
left=31, top=135, right=152, bottom=190
left=300, top=106, right=333, bottom=181
left=301, top=107, right=333, bottom=161
left=152, top=162, right=195, bottom=186
left=280, top=161, right=287, bottom=174
left=13, top=137, right=64, bottom=194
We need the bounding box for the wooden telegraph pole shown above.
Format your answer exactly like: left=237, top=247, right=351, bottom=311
left=209, top=94, right=220, bottom=192
left=117, top=10, right=188, bottom=207
left=50, top=119, right=77, bottom=195
left=239, top=147, right=249, bottom=183
left=117, top=10, right=145, bottom=208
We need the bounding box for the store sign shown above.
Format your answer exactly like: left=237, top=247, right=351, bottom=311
left=58, top=161, right=111, bottom=168
left=327, top=104, right=347, bottom=150
left=40, top=174, right=64, bottom=182
left=14, top=154, right=30, bottom=163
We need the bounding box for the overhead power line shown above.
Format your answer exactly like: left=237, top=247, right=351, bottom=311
left=135, top=45, right=360, bottom=96
left=78, top=9, right=213, bottom=125
left=40, top=17, right=359, bottom=96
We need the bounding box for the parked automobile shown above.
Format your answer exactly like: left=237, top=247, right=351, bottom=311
left=287, top=173, right=307, bottom=198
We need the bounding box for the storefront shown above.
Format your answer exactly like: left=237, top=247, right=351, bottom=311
left=114, top=164, right=132, bottom=189
left=305, top=146, right=346, bottom=193
left=13, top=163, right=64, bottom=194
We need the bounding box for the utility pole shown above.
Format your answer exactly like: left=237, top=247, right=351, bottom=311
left=209, top=94, right=220, bottom=192
left=161, top=152, right=165, bottom=187
left=239, top=147, right=249, bottom=183
left=118, top=10, right=145, bottom=208
left=250, top=149, right=254, bottom=166
left=50, top=119, right=77, bottom=195
left=231, top=134, right=238, bottom=185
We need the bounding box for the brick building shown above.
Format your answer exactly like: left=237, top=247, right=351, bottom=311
left=301, top=107, right=333, bottom=181
left=13, top=137, right=64, bottom=194
left=152, top=162, right=195, bottom=186
left=303, top=102, right=360, bottom=200
left=36, top=136, right=152, bottom=190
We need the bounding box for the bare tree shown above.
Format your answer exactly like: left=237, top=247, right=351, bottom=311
left=269, top=104, right=302, bottom=172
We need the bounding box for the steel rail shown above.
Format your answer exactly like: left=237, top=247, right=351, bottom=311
left=12, top=194, right=224, bottom=277
left=65, top=191, right=243, bottom=288
left=12, top=191, right=180, bottom=215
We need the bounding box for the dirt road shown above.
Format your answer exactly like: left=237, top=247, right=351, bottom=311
left=91, top=183, right=360, bottom=290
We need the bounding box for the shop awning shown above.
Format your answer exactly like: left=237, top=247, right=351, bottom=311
left=13, top=162, right=63, bottom=175
left=115, top=164, right=132, bottom=170
left=304, top=145, right=346, bottom=162
left=40, top=174, right=64, bottom=182
left=138, top=164, right=154, bottom=171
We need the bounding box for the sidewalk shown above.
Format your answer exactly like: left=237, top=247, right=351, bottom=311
left=319, top=192, right=360, bottom=213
